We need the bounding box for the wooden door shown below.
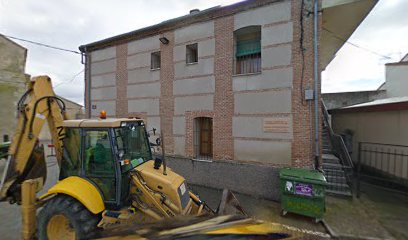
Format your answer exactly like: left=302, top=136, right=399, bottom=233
left=199, top=118, right=213, bottom=157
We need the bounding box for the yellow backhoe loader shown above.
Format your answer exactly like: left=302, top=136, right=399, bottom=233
left=0, top=76, right=244, bottom=239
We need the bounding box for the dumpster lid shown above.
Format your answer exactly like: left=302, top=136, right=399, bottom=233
left=280, top=167, right=326, bottom=184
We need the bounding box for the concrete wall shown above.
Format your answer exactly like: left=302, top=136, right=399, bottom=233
left=172, top=21, right=216, bottom=157
left=332, top=110, right=408, bottom=179
left=167, top=156, right=281, bottom=201
left=322, top=90, right=386, bottom=110
left=127, top=35, right=161, bottom=132
left=385, top=64, right=408, bottom=98
left=0, top=36, right=28, bottom=143
left=231, top=0, right=293, bottom=165
left=90, top=46, right=117, bottom=117
left=233, top=1, right=291, bottom=30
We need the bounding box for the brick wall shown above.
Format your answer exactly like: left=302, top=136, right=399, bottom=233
left=159, top=32, right=175, bottom=154
left=213, top=16, right=235, bottom=160
left=116, top=44, right=128, bottom=118
left=290, top=0, right=320, bottom=167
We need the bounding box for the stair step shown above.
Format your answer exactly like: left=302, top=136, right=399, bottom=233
left=323, top=162, right=343, bottom=169
left=327, top=182, right=350, bottom=189
left=323, top=159, right=340, bottom=166
left=322, top=154, right=339, bottom=160
left=323, top=149, right=333, bottom=154
left=323, top=169, right=346, bottom=177
left=326, top=189, right=352, bottom=197
left=326, top=176, right=347, bottom=184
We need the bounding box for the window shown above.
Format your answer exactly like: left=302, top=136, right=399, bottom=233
left=234, top=26, right=261, bottom=74
left=151, top=51, right=161, bottom=70
left=114, top=122, right=151, bottom=165
left=186, top=43, right=198, bottom=64
left=193, top=117, right=213, bottom=160
left=84, top=129, right=116, bottom=201
left=60, top=128, right=81, bottom=179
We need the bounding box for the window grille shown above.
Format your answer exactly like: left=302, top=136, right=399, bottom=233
left=186, top=43, right=198, bottom=64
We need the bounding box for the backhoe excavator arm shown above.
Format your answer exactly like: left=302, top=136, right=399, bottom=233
left=0, top=76, right=68, bottom=203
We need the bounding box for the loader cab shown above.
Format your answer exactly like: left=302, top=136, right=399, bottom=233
left=59, top=118, right=152, bottom=209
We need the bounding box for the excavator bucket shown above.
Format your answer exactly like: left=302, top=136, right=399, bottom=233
left=217, top=189, right=246, bottom=216
left=0, top=144, right=46, bottom=203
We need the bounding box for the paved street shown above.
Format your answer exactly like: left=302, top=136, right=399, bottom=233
left=0, top=145, right=58, bottom=240
left=0, top=150, right=407, bottom=239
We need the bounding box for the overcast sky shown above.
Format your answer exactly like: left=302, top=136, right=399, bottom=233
left=1, top=0, right=407, bottom=105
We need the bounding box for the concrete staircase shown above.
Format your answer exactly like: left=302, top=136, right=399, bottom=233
left=322, top=126, right=353, bottom=197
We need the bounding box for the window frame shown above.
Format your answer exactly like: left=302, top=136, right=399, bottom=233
left=234, top=26, right=262, bottom=75
left=186, top=43, right=198, bottom=64
left=80, top=128, right=123, bottom=208
left=150, top=51, right=161, bottom=70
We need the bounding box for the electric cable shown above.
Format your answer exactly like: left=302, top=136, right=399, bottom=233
left=54, top=69, right=84, bottom=89
left=322, top=27, right=392, bottom=59
left=1, top=33, right=81, bottom=55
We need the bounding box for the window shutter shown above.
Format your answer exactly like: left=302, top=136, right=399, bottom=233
left=236, top=40, right=261, bottom=57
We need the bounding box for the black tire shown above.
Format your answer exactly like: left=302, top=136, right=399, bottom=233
left=38, top=195, right=100, bottom=240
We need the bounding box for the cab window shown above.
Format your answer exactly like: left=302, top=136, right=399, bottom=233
left=84, top=130, right=116, bottom=201
left=60, top=128, right=80, bottom=179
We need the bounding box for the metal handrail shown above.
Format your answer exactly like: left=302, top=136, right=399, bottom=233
left=359, top=142, right=408, bottom=148
left=321, top=101, right=354, bottom=169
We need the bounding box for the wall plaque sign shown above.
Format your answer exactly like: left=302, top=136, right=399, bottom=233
left=263, top=117, right=290, bottom=133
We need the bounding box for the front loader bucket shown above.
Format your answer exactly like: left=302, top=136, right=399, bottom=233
left=217, top=189, right=246, bottom=216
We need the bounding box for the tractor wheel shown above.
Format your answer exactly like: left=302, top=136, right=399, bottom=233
left=38, top=195, right=100, bottom=240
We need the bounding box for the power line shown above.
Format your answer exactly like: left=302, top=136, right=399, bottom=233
left=54, top=69, right=85, bottom=89
left=1, top=33, right=81, bottom=55
left=323, top=27, right=391, bottom=60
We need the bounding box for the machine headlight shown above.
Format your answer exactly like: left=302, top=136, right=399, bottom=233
left=121, top=122, right=127, bottom=127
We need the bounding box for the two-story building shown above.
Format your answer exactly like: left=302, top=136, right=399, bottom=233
left=80, top=0, right=377, bottom=199
left=0, top=35, right=30, bottom=144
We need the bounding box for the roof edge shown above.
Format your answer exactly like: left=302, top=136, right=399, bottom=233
left=329, top=101, right=408, bottom=114
left=385, top=61, right=408, bottom=66
left=0, top=34, right=27, bottom=51
left=79, top=0, right=283, bottom=52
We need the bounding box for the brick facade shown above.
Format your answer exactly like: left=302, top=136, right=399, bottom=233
left=290, top=0, right=321, bottom=167
left=116, top=44, right=128, bottom=118
left=213, top=16, right=235, bottom=160
left=159, top=32, right=175, bottom=155
left=84, top=0, right=321, bottom=167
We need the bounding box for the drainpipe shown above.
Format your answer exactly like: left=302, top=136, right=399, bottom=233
left=313, top=0, right=320, bottom=169
left=80, top=47, right=91, bottom=119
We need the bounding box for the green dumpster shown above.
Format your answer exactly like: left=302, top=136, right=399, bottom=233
left=280, top=167, right=327, bottom=221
